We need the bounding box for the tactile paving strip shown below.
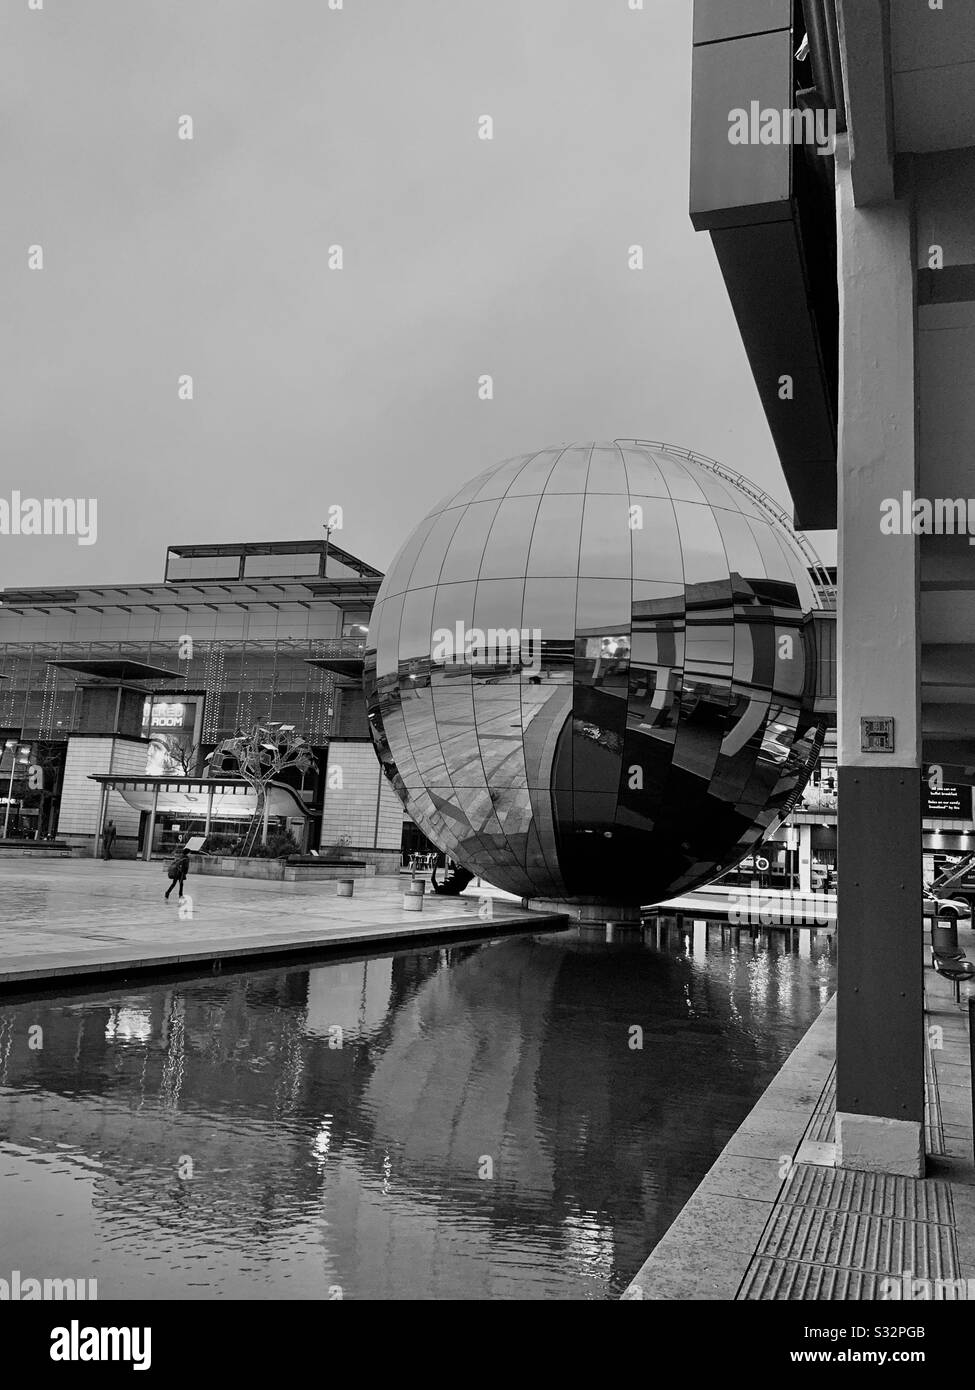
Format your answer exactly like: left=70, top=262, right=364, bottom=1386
left=924, top=1041, right=946, bottom=1157
left=802, top=1052, right=944, bottom=1156
left=737, top=1167, right=959, bottom=1300
left=805, top=1066, right=836, bottom=1144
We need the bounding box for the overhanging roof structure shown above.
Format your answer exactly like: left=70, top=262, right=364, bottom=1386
left=47, top=658, right=182, bottom=682
left=88, top=774, right=311, bottom=819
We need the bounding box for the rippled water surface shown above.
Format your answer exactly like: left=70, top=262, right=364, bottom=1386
left=0, top=923, right=834, bottom=1299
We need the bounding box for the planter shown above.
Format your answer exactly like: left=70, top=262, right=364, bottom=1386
left=0, top=840, right=73, bottom=858
left=193, top=857, right=375, bottom=882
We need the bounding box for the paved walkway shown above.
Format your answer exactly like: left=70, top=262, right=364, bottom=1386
left=0, top=860, right=567, bottom=988
left=624, top=926, right=975, bottom=1299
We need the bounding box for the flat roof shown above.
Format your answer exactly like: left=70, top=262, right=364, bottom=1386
left=166, top=538, right=383, bottom=579
left=47, top=658, right=183, bottom=682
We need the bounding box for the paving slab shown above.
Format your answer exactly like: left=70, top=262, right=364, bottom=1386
left=0, top=859, right=568, bottom=988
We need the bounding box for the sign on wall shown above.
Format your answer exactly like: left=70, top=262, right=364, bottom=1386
left=923, top=781, right=973, bottom=819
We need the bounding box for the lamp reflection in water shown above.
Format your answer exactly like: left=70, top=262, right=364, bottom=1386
left=365, top=441, right=827, bottom=909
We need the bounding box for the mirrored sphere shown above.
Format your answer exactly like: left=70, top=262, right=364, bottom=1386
left=364, top=441, right=826, bottom=907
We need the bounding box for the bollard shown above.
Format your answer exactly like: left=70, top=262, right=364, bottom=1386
left=403, top=892, right=423, bottom=912
left=336, top=879, right=355, bottom=898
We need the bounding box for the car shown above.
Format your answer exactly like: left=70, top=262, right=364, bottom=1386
left=922, top=890, right=972, bottom=923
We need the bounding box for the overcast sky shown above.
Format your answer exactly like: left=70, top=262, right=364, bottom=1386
left=0, top=0, right=834, bottom=590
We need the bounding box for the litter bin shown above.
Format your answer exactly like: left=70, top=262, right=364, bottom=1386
left=336, top=879, right=355, bottom=898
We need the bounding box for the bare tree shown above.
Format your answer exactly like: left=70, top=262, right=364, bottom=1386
left=150, top=734, right=200, bottom=775
left=205, top=721, right=317, bottom=854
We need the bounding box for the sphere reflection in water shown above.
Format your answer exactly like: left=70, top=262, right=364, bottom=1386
left=364, top=441, right=825, bottom=907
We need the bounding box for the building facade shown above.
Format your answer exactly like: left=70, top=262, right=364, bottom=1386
left=0, top=539, right=404, bottom=868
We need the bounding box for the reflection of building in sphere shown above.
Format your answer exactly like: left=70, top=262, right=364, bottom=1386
left=364, top=441, right=827, bottom=907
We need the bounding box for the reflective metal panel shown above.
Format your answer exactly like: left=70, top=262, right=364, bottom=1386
left=365, top=443, right=825, bottom=907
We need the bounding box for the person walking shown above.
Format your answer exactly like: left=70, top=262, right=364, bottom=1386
left=102, top=820, right=117, bottom=860
left=164, top=846, right=190, bottom=900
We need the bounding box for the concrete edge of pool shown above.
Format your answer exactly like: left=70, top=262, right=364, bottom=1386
left=0, top=909, right=572, bottom=991
left=622, top=996, right=838, bottom=1301
left=622, top=963, right=975, bottom=1302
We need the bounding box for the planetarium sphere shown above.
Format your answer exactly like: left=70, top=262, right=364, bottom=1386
left=364, top=441, right=825, bottom=906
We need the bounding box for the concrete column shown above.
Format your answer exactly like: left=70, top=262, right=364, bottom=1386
left=94, top=783, right=110, bottom=859
left=144, top=784, right=160, bottom=862
left=834, top=136, right=924, bottom=1178
left=798, top=825, right=813, bottom=894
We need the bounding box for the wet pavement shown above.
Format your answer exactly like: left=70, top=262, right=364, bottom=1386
left=0, top=860, right=564, bottom=985
left=0, top=920, right=835, bottom=1299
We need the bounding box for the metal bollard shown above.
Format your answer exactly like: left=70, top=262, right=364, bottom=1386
left=336, top=879, right=355, bottom=898
left=403, top=892, right=423, bottom=912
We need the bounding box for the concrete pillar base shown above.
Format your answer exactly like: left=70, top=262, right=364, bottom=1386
left=835, top=1112, right=924, bottom=1178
